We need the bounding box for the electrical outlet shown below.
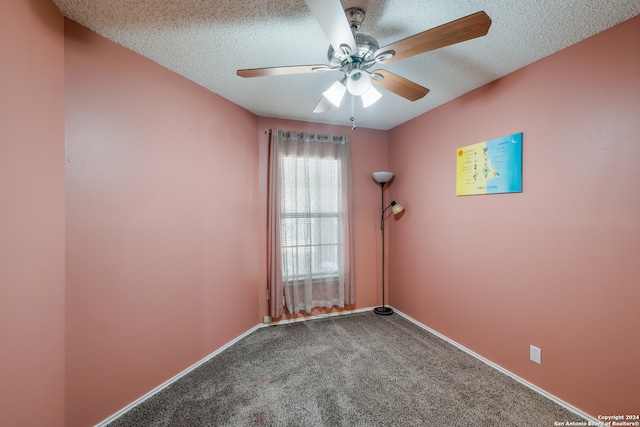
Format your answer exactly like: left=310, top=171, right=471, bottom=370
left=263, top=316, right=271, bottom=324
left=530, top=345, right=541, bottom=364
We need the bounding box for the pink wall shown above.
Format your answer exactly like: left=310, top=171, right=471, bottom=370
left=0, top=1, right=66, bottom=426
left=64, top=20, right=262, bottom=426
left=388, top=15, right=640, bottom=417
left=257, top=118, right=390, bottom=319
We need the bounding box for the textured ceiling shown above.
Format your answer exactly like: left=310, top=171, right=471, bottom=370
left=53, top=0, right=640, bottom=130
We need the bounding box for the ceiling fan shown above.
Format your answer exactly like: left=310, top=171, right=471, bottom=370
left=237, top=0, right=492, bottom=123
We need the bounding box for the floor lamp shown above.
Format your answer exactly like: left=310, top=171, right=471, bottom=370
left=372, top=171, right=404, bottom=316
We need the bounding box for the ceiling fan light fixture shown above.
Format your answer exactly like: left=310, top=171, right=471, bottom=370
left=361, top=85, right=382, bottom=108
left=322, top=79, right=347, bottom=107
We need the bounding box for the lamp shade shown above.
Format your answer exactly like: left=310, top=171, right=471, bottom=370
left=322, top=80, right=346, bottom=107
left=361, top=85, right=382, bottom=108
left=392, top=203, right=404, bottom=214
left=372, top=171, right=394, bottom=183
left=346, top=70, right=371, bottom=96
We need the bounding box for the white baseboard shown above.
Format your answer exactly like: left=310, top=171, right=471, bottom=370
left=392, top=307, right=600, bottom=425
left=94, top=323, right=266, bottom=427
left=265, top=306, right=374, bottom=326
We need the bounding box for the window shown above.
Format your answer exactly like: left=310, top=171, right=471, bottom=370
left=281, top=156, right=341, bottom=281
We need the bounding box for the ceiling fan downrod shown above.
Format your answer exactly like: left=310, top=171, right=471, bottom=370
left=345, top=7, right=365, bottom=32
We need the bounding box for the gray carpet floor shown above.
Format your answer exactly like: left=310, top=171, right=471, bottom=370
left=108, top=312, right=586, bottom=426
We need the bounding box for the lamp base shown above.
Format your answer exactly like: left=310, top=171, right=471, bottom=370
left=373, top=306, right=394, bottom=316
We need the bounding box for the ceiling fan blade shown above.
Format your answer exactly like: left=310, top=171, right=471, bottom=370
left=313, top=96, right=333, bottom=113
left=304, top=0, right=357, bottom=56
left=371, top=70, right=429, bottom=101
left=237, top=65, right=331, bottom=78
left=375, top=11, right=491, bottom=64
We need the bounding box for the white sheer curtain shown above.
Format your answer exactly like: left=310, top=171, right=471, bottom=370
left=268, top=129, right=355, bottom=317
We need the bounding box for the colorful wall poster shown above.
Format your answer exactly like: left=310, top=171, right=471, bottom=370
left=456, top=132, right=522, bottom=196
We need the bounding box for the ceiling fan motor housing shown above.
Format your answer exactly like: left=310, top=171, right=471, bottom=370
left=328, top=33, right=380, bottom=68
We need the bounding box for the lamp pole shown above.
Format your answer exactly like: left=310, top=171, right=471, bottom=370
left=374, top=180, right=394, bottom=316
left=371, top=171, right=403, bottom=316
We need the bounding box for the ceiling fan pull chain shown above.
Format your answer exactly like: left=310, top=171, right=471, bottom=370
left=350, top=95, right=357, bottom=131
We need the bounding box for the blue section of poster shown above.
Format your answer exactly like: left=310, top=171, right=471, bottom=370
left=485, top=132, right=523, bottom=194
